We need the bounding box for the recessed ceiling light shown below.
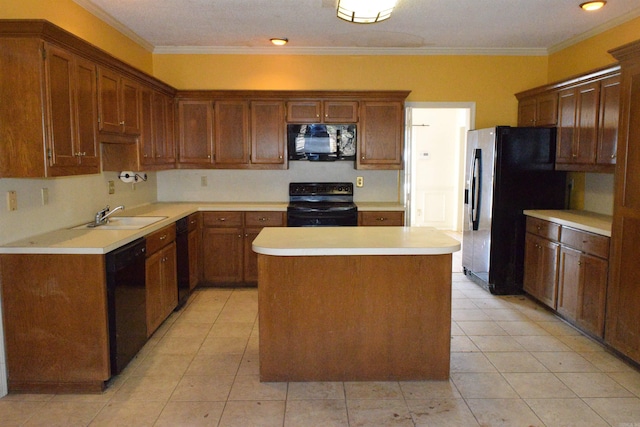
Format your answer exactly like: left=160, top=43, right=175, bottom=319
left=270, top=38, right=288, bottom=46
left=580, top=1, right=606, bottom=11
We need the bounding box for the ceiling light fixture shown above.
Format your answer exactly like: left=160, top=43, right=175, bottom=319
left=580, top=1, right=606, bottom=11
left=337, top=0, right=398, bottom=24
left=270, top=38, right=288, bottom=46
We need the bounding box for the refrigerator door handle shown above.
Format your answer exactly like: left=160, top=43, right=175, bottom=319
left=471, top=149, right=482, bottom=231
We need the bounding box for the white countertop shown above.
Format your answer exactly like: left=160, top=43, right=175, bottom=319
left=0, top=202, right=405, bottom=254
left=523, top=209, right=613, bottom=237
left=252, top=226, right=461, bottom=256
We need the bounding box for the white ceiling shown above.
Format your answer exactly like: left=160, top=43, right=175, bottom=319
left=73, top=0, right=640, bottom=55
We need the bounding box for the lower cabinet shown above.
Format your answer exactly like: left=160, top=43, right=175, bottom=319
left=201, top=211, right=285, bottom=285
left=146, top=224, right=178, bottom=336
left=523, top=216, right=610, bottom=338
left=358, top=210, right=404, bottom=226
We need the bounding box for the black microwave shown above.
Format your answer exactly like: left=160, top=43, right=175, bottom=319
left=287, top=124, right=356, bottom=161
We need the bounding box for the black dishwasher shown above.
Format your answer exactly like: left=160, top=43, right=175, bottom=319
left=175, top=216, right=190, bottom=309
left=105, top=238, right=147, bottom=375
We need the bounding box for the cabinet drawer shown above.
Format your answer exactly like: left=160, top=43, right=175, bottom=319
left=245, top=211, right=285, bottom=227
left=187, top=212, right=200, bottom=232
left=146, top=223, right=176, bottom=255
left=526, top=217, right=560, bottom=241
left=202, top=211, right=243, bottom=227
left=359, top=211, right=404, bottom=226
left=560, top=226, right=609, bottom=259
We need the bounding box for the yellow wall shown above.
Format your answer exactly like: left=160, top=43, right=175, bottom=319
left=153, top=54, right=548, bottom=129
left=548, top=15, right=640, bottom=82
left=0, top=0, right=153, bottom=73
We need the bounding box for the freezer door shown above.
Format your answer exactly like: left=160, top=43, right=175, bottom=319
left=462, top=130, right=477, bottom=271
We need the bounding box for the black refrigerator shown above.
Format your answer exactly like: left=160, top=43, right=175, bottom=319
left=462, top=126, right=567, bottom=295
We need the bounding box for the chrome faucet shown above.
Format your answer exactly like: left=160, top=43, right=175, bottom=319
left=90, top=205, right=125, bottom=227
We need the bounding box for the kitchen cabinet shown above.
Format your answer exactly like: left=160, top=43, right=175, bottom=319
left=517, top=92, right=558, bottom=127
left=358, top=211, right=404, bottom=226
left=140, top=87, right=175, bottom=169
left=251, top=100, right=286, bottom=167
left=286, top=100, right=358, bottom=123
left=556, top=82, right=600, bottom=166
left=146, top=224, right=178, bottom=336
left=201, top=211, right=285, bottom=285
left=523, top=217, right=561, bottom=308
left=177, top=99, right=215, bottom=166
left=0, top=253, right=110, bottom=393
left=98, top=66, right=141, bottom=136
left=214, top=100, right=251, bottom=166
left=607, top=41, right=640, bottom=365
left=357, top=101, right=404, bottom=169
left=596, top=74, right=621, bottom=166
left=0, top=38, right=100, bottom=177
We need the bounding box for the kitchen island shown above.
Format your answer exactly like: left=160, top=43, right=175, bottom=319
left=252, top=226, right=460, bottom=382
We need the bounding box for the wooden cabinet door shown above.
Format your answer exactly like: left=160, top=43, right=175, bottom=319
left=201, top=227, right=243, bottom=283
left=177, top=100, right=214, bottom=165
left=243, top=228, right=261, bottom=283
left=214, top=100, right=250, bottom=165
left=152, top=92, right=175, bottom=164
left=74, top=56, right=99, bottom=170
left=161, top=242, right=178, bottom=318
left=359, top=211, right=404, bottom=226
left=139, top=87, right=155, bottom=165
left=358, top=101, right=403, bottom=169
left=536, top=92, right=559, bottom=127
left=577, top=253, right=608, bottom=337
left=557, top=246, right=581, bottom=319
left=523, top=233, right=559, bottom=308
left=287, top=100, right=321, bottom=122
left=518, top=97, right=537, bottom=127
left=596, top=74, right=621, bottom=165
left=574, top=81, right=599, bottom=164
left=97, top=67, right=122, bottom=133
left=145, top=249, right=164, bottom=336
left=251, top=100, right=286, bottom=166
left=121, top=77, right=140, bottom=135
left=556, top=88, right=577, bottom=164
left=323, top=101, right=358, bottom=122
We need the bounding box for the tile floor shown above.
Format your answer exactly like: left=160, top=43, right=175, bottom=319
left=2, top=259, right=640, bottom=425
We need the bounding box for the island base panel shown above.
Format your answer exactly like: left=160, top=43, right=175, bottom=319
left=258, top=254, right=452, bottom=381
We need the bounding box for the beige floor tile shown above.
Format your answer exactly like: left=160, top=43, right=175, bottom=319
left=228, top=375, right=287, bottom=401
left=503, top=372, right=576, bottom=398
left=347, top=399, right=413, bottom=427
left=497, top=320, right=550, bottom=336
left=450, top=321, right=465, bottom=335
left=484, top=352, right=549, bottom=373
left=207, top=321, right=254, bottom=338
left=526, top=398, right=609, bottom=426
left=518, top=306, right=560, bottom=322
left=451, top=309, right=491, bottom=322
left=584, top=397, right=640, bottom=426
left=451, top=298, right=477, bottom=308
left=608, top=370, right=640, bottom=397
left=22, top=401, right=105, bottom=427
left=557, top=334, right=606, bottom=353
left=154, top=401, right=225, bottom=426
left=456, top=320, right=508, bottom=336
left=161, top=321, right=212, bottom=341
left=170, top=374, right=235, bottom=401
left=284, top=399, right=348, bottom=426
left=465, top=398, right=544, bottom=427
left=514, top=335, right=573, bottom=352
left=399, top=380, right=461, bottom=399
left=406, top=398, right=479, bottom=426
left=451, top=373, right=518, bottom=398
left=471, top=297, right=515, bottom=310
left=199, top=336, right=249, bottom=355
left=344, top=381, right=403, bottom=399
left=451, top=290, right=468, bottom=299
left=470, top=335, right=526, bottom=352
left=287, top=382, right=345, bottom=400
left=556, top=372, right=635, bottom=398
left=532, top=351, right=600, bottom=372
left=218, top=400, right=285, bottom=427
left=130, top=353, right=193, bottom=379
left=450, top=352, right=498, bottom=372
left=0, top=401, right=48, bottom=427
left=581, top=350, right=638, bottom=373
left=186, top=352, right=243, bottom=376
left=89, top=400, right=166, bottom=426
left=481, top=308, right=529, bottom=321
left=110, top=375, right=180, bottom=402
left=236, top=349, right=260, bottom=375
left=152, top=335, right=205, bottom=356
left=536, top=320, right=583, bottom=336
left=451, top=335, right=481, bottom=352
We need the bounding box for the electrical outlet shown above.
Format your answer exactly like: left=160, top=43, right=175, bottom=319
left=41, top=188, right=49, bottom=205
left=6, top=190, right=17, bottom=211
left=108, top=180, right=115, bottom=195
left=201, top=176, right=208, bottom=187
left=356, top=176, right=364, bottom=188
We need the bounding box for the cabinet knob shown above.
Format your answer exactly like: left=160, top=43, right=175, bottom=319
left=259, top=217, right=268, bottom=222
left=159, top=235, right=167, bottom=240
left=218, top=218, right=226, bottom=222
left=376, top=217, right=387, bottom=221
left=572, top=154, right=577, bottom=158
left=611, top=154, right=616, bottom=159
left=361, top=156, right=365, bottom=160
left=119, top=121, right=125, bottom=125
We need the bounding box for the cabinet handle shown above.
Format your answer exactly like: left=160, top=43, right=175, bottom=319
left=279, top=155, right=283, bottom=159
left=218, top=218, right=226, bottom=222
left=578, top=261, right=582, bottom=266
left=572, top=154, right=577, bottom=158
left=611, top=154, right=616, bottom=159
left=361, top=156, right=365, bottom=160
left=119, top=121, right=125, bottom=125
left=190, top=220, right=197, bottom=224
left=258, top=217, right=269, bottom=222
left=238, top=234, right=242, bottom=238
left=376, top=217, right=387, bottom=221
left=159, top=235, right=167, bottom=240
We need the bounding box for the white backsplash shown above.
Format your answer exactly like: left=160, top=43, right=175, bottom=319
left=157, top=161, right=402, bottom=203
left=584, top=173, right=614, bottom=216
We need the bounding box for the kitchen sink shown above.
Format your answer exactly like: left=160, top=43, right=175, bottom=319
left=72, top=216, right=168, bottom=230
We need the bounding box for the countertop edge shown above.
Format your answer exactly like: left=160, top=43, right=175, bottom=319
left=523, top=209, right=612, bottom=237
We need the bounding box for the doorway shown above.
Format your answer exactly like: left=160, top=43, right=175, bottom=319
left=405, top=103, right=474, bottom=232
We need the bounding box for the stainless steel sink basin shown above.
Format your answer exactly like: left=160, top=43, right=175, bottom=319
left=72, top=216, right=167, bottom=230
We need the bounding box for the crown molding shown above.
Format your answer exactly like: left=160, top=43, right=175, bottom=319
left=72, top=0, right=154, bottom=52
left=152, top=45, right=548, bottom=56
left=548, top=7, right=640, bottom=54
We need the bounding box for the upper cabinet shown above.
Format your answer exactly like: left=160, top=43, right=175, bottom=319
left=286, top=100, right=358, bottom=123
left=251, top=100, right=286, bottom=167
left=177, top=99, right=214, bottom=166
left=98, top=67, right=141, bottom=136
left=0, top=35, right=100, bottom=178
left=139, top=87, right=175, bottom=169
left=516, top=65, right=621, bottom=173
left=358, top=101, right=404, bottom=169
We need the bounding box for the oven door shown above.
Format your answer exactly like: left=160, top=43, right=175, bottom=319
left=287, top=204, right=358, bottom=227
